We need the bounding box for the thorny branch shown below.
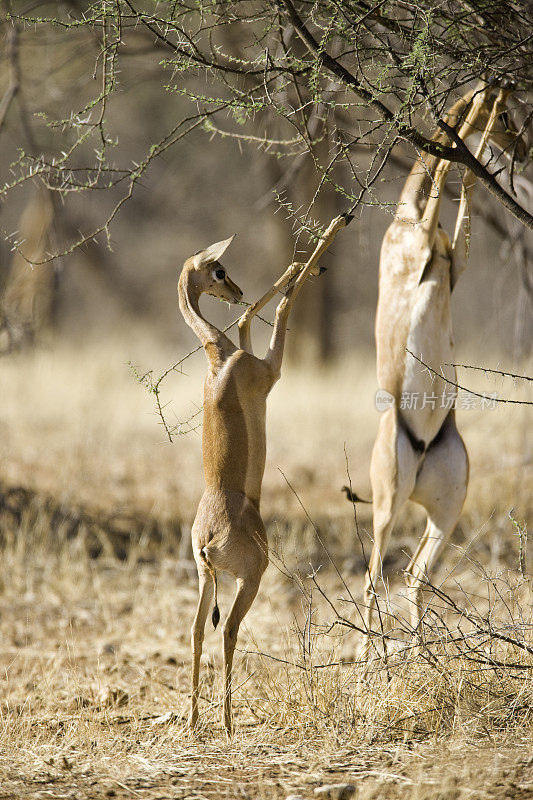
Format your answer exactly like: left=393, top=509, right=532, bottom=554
left=263, top=478, right=533, bottom=683
left=446, top=364, right=533, bottom=383
left=131, top=296, right=286, bottom=441
left=1, top=0, right=532, bottom=263
left=406, top=349, right=533, bottom=405
left=447, top=363, right=533, bottom=383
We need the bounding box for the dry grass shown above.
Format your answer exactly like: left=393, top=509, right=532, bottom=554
left=0, top=334, right=530, bottom=520
left=1, top=507, right=533, bottom=799
left=0, top=337, right=532, bottom=798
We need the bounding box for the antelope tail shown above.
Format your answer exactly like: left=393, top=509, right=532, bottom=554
left=200, top=547, right=220, bottom=629
left=211, top=571, right=220, bottom=629
left=341, top=486, right=372, bottom=504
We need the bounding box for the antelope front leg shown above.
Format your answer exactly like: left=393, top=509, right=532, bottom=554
left=238, top=315, right=254, bottom=354
left=451, top=88, right=506, bottom=289
left=238, top=262, right=301, bottom=353
left=265, top=293, right=292, bottom=376
left=265, top=214, right=352, bottom=371
left=238, top=213, right=351, bottom=352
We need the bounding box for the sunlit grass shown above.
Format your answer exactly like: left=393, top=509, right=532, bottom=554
left=0, top=338, right=531, bottom=797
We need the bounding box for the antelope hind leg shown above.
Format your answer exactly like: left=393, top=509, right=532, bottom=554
left=364, top=410, right=419, bottom=660
left=407, top=416, right=468, bottom=633
left=189, top=568, right=214, bottom=730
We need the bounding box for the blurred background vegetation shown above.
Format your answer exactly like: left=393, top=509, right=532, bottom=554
left=1, top=0, right=532, bottom=361
left=0, top=1, right=531, bottom=525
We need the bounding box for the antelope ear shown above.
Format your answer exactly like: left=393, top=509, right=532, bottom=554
left=197, top=235, right=235, bottom=265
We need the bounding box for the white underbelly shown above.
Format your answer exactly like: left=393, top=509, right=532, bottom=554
left=401, top=283, right=456, bottom=443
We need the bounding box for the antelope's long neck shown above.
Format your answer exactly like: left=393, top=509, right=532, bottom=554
left=178, top=269, right=221, bottom=348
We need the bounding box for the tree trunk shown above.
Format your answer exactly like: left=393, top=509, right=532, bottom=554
left=0, top=187, right=55, bottom=353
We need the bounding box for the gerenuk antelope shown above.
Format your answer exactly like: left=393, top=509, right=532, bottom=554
left=179, top=215, right=351, bottom=734
left=347, top=85, right=527, bottom=659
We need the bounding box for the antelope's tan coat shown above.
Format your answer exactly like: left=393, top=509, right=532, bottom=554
left=363, top=87, right=526, bottom=655
left=179, top=216, right=348, bottom=732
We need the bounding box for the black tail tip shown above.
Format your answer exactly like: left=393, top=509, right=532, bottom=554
left=341, top=486, right=371, bottom=503
left=342, top=212, right=354, bottom=225
left=212, top=604, right=220, bottom=629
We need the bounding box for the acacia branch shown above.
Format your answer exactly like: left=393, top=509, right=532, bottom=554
left=406, top=349, right=533, bottom=405
left=438, top=119, right=533, bottom=230
left=282, top=0, right=461, bottom=161
left=448, top=363, right=533, bottom=383
left=123, top=0, right=306, bottom=79
left=282, top=0, right=533, bottom=230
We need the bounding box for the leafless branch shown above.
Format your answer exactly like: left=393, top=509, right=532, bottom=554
left=406, top=349, right=533, bottom=405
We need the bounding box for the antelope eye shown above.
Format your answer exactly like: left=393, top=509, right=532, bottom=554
left=215, top=268, right=225, bottom=280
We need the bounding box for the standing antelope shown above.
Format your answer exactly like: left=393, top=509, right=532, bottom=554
left=354, top=86, right=527, bottom=657
left=179, top=215, right=350, bottom=734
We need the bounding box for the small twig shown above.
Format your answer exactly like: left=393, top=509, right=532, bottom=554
left=508, top=509, right=528, bottom=579
left=421, top=579, right=533, bottom=657
left=278, top=467, right=358, bottom=610
left=406, top=349, right=533, bottom=405
left=448, top=363, right=533, bottom=383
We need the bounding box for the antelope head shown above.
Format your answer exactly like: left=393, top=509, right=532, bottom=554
left=181, top=235, right=243, bottom=304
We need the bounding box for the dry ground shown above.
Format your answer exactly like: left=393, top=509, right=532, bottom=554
left=0, top=338, right=531, bottom=799
left=0, top=517, right=533, bottom=800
